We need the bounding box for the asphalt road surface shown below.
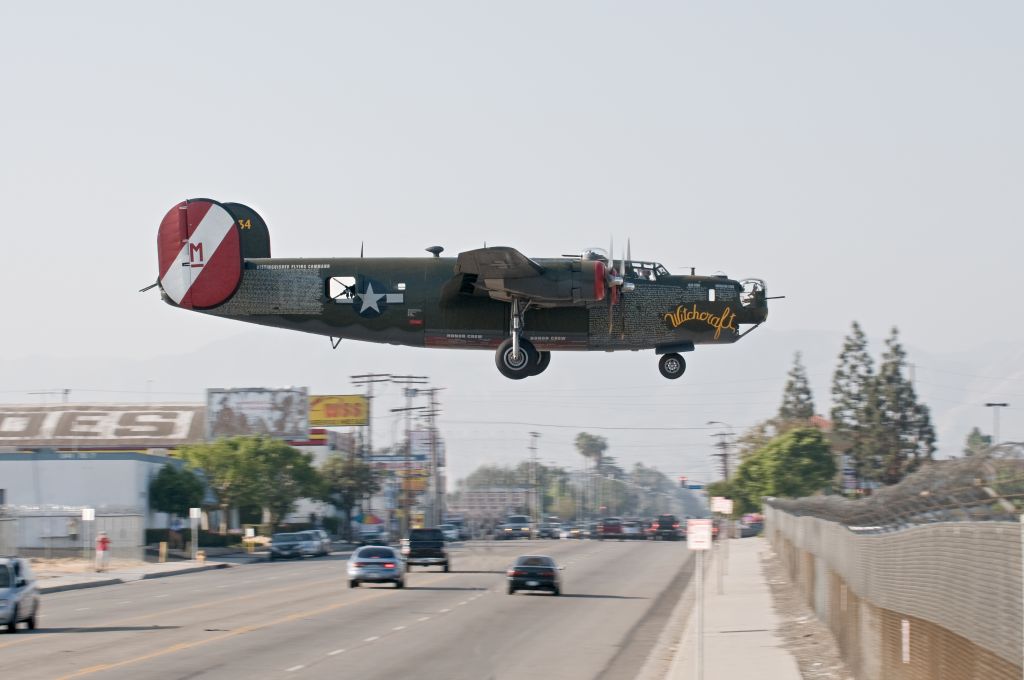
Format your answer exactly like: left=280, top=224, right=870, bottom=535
left=0, top=539, right=693, bottom=680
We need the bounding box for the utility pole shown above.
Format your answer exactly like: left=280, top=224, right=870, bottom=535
left=391, top=375, right=428, bottom=536
left=351, top=373, right=391, bottom=457
left=529, top=432, right=540, bottom=524
left=985, top=402, right=1009, bottom=446
left=707, top=421, right=734, bottom=480
left=419, top=387, right=445, bottom=526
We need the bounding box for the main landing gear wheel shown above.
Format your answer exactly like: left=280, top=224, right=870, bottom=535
left=495, top=338, right=538, bottom=380
left=659, top=353, right=686, bottom=379
left=531, top=351, right=551, bottom=376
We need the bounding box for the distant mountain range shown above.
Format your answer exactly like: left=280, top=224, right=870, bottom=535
left=1, top=326, right=1020, bottom=482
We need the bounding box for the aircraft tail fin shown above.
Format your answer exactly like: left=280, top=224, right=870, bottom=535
left=156, top=199, right=270, bottom=309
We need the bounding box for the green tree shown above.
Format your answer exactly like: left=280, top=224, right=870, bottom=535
left=778, top=351, right=815, bottom=423
left=148, top=464, right=204, bottom=516
left=964, top=427, right=992, bottom=456
left=727, top=427, right=835, bottom=513
left=178, top=437, right=263, bottom=533
left=249, top=438, right=319, bottom=530
left=575, top=432, right=608, bottom=516
left=179, top=436, right=318, bottom=533
left=831, top=321, right=875, bottom=482
left=870, top=328, right=936, bottom=484
left=320, top=455, right=382, bottom=540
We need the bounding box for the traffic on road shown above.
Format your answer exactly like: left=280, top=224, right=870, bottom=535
left=0, top=536, right=692, bottom=680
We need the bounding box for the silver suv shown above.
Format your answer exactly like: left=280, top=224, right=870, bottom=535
left=0, top=557, right=40, bottom=633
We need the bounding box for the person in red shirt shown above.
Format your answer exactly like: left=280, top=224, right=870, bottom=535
left=95, top=532, right=111, bottom=572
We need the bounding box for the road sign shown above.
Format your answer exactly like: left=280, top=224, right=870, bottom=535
left=81, top=508, right=95, bottom=521
left=688, top=519, right=713, bottom=550
left=189, top=507, right=202, bottom=519
left=687, top=484, right=704, bottom=490
left=711, top=496, right=733, bottom=514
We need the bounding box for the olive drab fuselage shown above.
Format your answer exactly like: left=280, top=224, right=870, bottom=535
left=155, top=199, right=771, bottom=379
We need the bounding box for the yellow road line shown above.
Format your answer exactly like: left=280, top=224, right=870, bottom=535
left=56, top=573, right=453, bottom=679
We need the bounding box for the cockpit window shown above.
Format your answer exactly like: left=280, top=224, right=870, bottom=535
left=626, top=262, right=669, bottom=281
left=741, top=279, right=765, bottom=307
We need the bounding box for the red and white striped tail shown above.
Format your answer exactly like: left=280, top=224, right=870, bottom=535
left=157, top=199, right=243, bottom=309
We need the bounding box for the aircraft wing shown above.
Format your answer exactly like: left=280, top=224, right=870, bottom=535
left=454, top=247, right=545, bottom=279
left=450, top=247, right=605, bottom=307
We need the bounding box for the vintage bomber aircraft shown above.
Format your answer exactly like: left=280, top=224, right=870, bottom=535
left=154, top=199, right=772, bottom=380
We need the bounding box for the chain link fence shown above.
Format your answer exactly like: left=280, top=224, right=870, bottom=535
left=767, top=448, right=1024, bottom=680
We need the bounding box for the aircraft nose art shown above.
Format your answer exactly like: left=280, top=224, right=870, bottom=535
left=157, top=199, right=242, bottom=309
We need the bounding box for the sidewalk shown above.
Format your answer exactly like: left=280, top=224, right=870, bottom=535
left=37, top=560, right=237, bottom=594
left=669, top=537, right=801, bottom=680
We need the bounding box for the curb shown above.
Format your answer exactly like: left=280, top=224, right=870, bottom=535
left=141, top=563, right=233, bottom=579
left=38, top=562, right=235, bottom=593
left=40, top=578, right=124, bottom=594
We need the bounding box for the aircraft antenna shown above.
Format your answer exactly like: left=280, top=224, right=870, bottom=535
left=360, top=242, right=364, bottom=258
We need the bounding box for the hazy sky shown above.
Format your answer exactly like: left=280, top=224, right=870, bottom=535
left=2, top=3, right=1021, bottom=481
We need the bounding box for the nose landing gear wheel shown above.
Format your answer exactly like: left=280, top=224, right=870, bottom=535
left=496, top=338, right=538, bottom=380
left=658, top=353, right=686, bottom=379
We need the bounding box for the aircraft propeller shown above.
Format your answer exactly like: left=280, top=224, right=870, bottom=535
left=605, top=238, right=634, bottom=336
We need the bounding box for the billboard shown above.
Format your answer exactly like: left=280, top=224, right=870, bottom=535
left=308, top=395, right=369, bottom=427
left=206, top=388, right=309, bottom=439
left=0, top=404, right=205, bottom=448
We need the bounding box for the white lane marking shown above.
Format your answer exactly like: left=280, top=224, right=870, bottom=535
left=439, top=608, right=451, bottom=613
left=393, top=625, right=406, bottom=631
left=457, top=601, right=468, bottom=606
left=418, top=616, right=430, bottom=622
left=154, top=594, right=169, bottom=598
left=328, top=649, right=345, bottom=656
left=216, top=585, right=227, bottom=589
left=117, top=601, right=131, bottom=605
left=364, top=636, right=379, bottom=643
left=286, top=665, right=305, bottom=672
left=75, top=607, right=90, bottom=611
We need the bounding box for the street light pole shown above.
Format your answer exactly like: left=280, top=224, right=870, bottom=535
left=985, top=402, right=1009, bottom=446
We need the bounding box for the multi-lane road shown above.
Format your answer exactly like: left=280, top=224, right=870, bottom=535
left=0, top=539, right=693, bottom=680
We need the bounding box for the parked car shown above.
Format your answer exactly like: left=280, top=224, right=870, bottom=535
left=740, top=521, right=763, bottom=538
left=270, top=532, right=317, bottom=557
left=439, top=524, right=460, bottom=542
left=506, top=554, right=563, bottom=595
left=359, top=525, right=389, bottom=546
left=305, top=529, right=332, bottom=555
left=348, top=545, right=405, bottom=588
left=0, top=557, right=40, bottom=632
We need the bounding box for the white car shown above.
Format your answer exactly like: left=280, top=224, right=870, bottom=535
left=0, top=557, right=40, bottom=632
left=304, top=529, right=332, bottom=556
left=438, top=524, right=459, bottom=542
left=348, top=546, right=406, bottom=588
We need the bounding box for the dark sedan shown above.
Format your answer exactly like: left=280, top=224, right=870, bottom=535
left=506, top=555, right=563, bottom=596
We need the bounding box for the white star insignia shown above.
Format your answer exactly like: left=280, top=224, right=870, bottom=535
left=358, top=282, right=385, bottom=314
